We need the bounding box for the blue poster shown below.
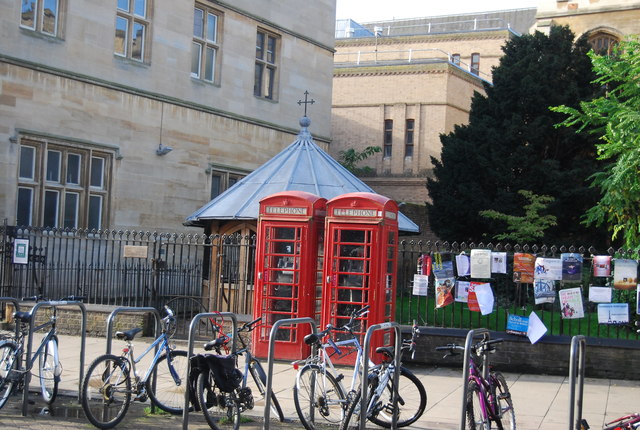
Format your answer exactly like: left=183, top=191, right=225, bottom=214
left=506, top=314, right=529, bottom=336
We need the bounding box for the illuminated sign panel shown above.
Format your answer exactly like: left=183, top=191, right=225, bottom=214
left=265, top=206, right=307, bottom=215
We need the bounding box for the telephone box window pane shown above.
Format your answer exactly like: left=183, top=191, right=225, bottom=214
left=43, top=190, right=59, bottom=227
left=88, top=195, right=103, bottom=230
left=90, top=157, right=104, bottom=188
left=21, top=0, right=36, bottom=29
left=67, top=153, right=81, bottom=184
left=46, top=150, right=61, bottom=182
left=17, top=188, right=33, bottom=226
left=64, top=192, right=79, bottom=229
left=19, top=146, right=36, bottom=180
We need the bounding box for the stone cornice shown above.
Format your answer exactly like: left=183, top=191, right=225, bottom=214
left=536, top=3, right=640, bottom=20
left=335, top=29, right=514, bottom=48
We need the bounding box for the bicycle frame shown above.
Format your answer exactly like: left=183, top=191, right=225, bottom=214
left=468, top=358, right=501, bottom=426
left=122, top=331, right=178, bottom=386
left=17, top=317, right=58, bottom=375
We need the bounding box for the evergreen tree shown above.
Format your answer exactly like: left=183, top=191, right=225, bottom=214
left=426, top=26, right=607, bottom=246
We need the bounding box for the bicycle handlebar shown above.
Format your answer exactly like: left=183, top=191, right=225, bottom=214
left=239, top=316, right=262, bottom=333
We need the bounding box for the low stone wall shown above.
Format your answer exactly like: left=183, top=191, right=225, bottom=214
left=405, top=327, right=640, bottom=380
left=5, top=303, right=151, bottom=338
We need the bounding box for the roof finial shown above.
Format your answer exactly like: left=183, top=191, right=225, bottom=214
left=297, top=90, right=315, bottom=117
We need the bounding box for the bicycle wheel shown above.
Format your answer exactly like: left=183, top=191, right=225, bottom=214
left=39, top=337, right=59, bottom=404
left=493, top=372, right=516, bottom=430
left=196, top=371, right=240, bottom=430
left=0, top=341, right=18, bottom=410
left=466, top=380, right=490, bottom=430
left=293, top=364, right=346, bottom=430
left=367, top=366, right=427, bottom=428
left=146, top=349, right=189, bottom=414
left=248, top=359, right=285, bottom=422
left=81, top=354, right=131, bottom=429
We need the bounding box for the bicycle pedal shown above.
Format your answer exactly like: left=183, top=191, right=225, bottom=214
left=134, top=393, right=148, bottom=402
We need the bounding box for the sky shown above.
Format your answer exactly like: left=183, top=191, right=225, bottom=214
left=336, top=0, right=539, bottom=23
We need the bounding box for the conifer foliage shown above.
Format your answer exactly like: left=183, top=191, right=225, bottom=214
left=426, top=26, right=605, bottom=245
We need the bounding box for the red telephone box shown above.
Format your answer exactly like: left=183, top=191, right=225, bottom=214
left=252, top=191, right=326, bottom=359
left=321, top=192, right=399, bottom=364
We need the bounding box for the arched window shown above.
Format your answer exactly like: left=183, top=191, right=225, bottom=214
left=588, top=32, right=619, bottom=55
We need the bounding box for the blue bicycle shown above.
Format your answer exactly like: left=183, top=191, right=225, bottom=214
left=80, top=306, right=189, bottom=429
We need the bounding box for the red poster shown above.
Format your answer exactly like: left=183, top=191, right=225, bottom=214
left=513, top=253, right=535, bottom=284
left=467, top=282, right=485, bottom=312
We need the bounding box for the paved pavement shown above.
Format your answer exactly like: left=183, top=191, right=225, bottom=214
left=0, top=333, right=638, bottom=429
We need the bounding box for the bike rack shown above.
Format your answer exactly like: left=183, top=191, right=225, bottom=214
left=459, top=328, right=491, bottom=430
left=359, top=321, right=402, bottom=430
left=21, top=299, right=87, bottom=416
left=263, top=317, right=318, bottom=430
left=105, top=307, right=163, bottom=413
left=568, top=335, right=586, bottom=430
left=181, top=312, right=238, bottom=430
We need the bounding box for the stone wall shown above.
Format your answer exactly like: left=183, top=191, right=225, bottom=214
left=405, top=327, right=640, bottom=380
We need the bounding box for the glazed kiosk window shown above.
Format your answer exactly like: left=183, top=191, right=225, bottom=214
left=252, top=191, right=326, bottom=360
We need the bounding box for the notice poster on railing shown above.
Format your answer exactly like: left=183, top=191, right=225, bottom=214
left=559, top=287, right=584, bottom=319
left=412, top=274, right=428, bottom=296
left=613, top=259, right=638, bottom=290
left=593, top=255, right=612, bottom=277
left=588, top=286, right=612, bottom=303
left=513, top=253, right=535, bottom=283
left=435, top=277, right=455, bottom=308
left=491, top=252, right=507, bottom=274
left=597, top=303, right=629, bottom=325
left=534, top=257, right=562, bottom=280
left=13, top=238, right=29, bottom=264
left=534, top=279, right=556, bottom=304
left=455, top=280, right=470, bottom=302
left=506, top=314, right=529, bottom=336
left=470, top=249, right=491, bottom=279
left=561, top=253, right=583, bottom=282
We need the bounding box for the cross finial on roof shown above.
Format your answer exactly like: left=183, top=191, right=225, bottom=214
left=297, top=91, right=315, bottom=117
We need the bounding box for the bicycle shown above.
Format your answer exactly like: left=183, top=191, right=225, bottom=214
left=0, top=295, right=84, bottom=410
left=340, top=320, right=427, bottom=429
left=436, top=336, right=515, bottom=430
left=81, top=305, right=189, bottom=429
left=196, top=314, right=285, bottom=422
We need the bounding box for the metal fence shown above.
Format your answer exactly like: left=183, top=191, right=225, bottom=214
left=2, top=221, right=638, bottom=340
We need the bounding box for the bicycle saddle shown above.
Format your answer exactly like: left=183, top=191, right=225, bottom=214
left=115, top=327, right=142, bottom=341
left=303, top=333, right=320, bottom=345
left=204, top=337, right=227, bottom=351
left=375, top=346, right=395, bottom=359
left=13, top=311, right=31, bottom=323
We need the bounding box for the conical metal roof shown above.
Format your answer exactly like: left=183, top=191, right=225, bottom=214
left=185, top=117, right=420, bottom=233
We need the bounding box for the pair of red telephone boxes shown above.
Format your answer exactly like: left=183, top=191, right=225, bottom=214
left=251, top=191, right=399, bottom=362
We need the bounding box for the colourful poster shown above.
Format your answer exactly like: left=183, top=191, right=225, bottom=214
left=593, top=255, right=612, bottom=277
left=559, top=287, right=584, bottom=319
left=432, top=255, right=454, bottom=279
left=468, top=282, right=488, bottom=312
left=506, top=314, right=529, bottom=336
left=613, top=259, right=637, bottom=290
left=513, top=253, right=535, bottom=283
left=534, top=257, right=562, bottom=281
left=561, top=253, right=583, bottom=282
left=435, top=277, right=455, bottom=308
left=534, top=279, right=555, bottom=304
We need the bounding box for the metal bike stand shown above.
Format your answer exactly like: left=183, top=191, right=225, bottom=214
left=105, top=307, right=162, bottom=413
left=21, top=299, right=87, bottom=416
left=263, top=317, right=318, bottom=430
left=359, top=322, right=402, bottom=430
left=459, top=328, right=491, bottom=430
left=568, top=335, right=586, bottom=430
left=182, top=312, right=238, bottom=430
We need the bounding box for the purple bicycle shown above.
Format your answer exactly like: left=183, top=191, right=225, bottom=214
left=436, top=336, right=516, bottom=430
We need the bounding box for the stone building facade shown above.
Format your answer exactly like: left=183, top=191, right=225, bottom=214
left=0, top=0, right=335, bottom=232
